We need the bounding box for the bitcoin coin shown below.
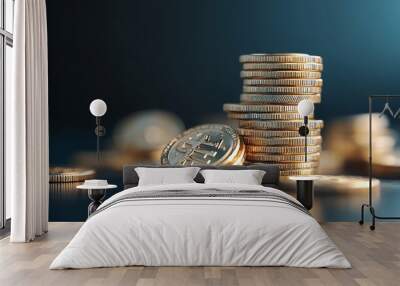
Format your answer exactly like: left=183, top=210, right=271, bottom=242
left=246, top=145, right=321, bottom=154
left=238, top=128, right=321, bottom=138
left=243, top=85, right=322, bottom=94
left=223, top=103, right=298, bottom=113
left=243, top=136, right=322, bottom=146
left=239, top=53, right=322, bottom=64
left=240, top=70, right=322, bottom=79
left=243, top=79, right=323, bottom=87
left=227, top=112, right=308, bottom=121
left=240, top=93, right=321, bottom=104
left=242, top=62, right=323, bottom=71
left=246, top=152, right=320, bottom=162
left=161, top=124, right=244, bottom=166
left=239, top=120, right=324, bottom=130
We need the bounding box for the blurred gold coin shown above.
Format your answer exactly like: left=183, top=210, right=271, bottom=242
left=240, top=93, right=321, bottom=104
left=239, top=53, right=322, bottom=64
left=243, top=136, right=322, bottom=146
left=280, top=169, right=317, bottom=176
left=223, top=103, right=298, bottom=113
left=313, top=175, right=380, bottom=191
left=242, top=62, right=323, bottom=71
left=238, top=128, right=321, bottom=138
left=227, top=112, right=308, bottom=121
left=49, top=167, right=96, bottom=183
left=243, top=79, right=323, bottom=87
left=243, top=85, right=322, bottom=94
left=240, top=70, right=322, bottom=79
left=246, top=145, right=321, bottom=154
left=239, top=120, right=324, bottom=130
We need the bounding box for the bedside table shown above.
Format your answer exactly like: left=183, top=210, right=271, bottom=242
left=77, top=180, right=117, bottom=216
left=289, top=176, right=320, bottom=210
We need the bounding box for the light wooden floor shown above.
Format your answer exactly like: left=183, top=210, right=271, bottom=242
left=0, top=222, right=399, bottom=286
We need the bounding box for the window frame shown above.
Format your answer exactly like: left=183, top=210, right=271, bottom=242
left=0, top=0, right=13, bottom=230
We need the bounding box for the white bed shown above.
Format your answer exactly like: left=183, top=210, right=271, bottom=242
left=50, top=182, right=350, bottom=269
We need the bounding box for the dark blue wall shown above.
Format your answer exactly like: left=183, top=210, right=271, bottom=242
left=47, top=0, right=400, bottom=157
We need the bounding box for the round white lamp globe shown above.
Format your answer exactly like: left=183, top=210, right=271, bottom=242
left=297, top=99, right=314, bottom=117
left=89, top=99, right=107, bottom=117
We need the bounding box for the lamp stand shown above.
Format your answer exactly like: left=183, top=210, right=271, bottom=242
left=298, top=116, right=309, bottom=162
left=94, top=117, right=106, bottom=162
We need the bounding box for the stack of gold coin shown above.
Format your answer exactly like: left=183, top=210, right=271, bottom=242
left=223, top=53, right=324, bottom=176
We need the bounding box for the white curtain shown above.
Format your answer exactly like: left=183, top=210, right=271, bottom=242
left=7, top=0, right=49, bottom=242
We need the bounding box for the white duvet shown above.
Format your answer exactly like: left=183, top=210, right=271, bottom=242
left=50, top=183, right=350, bottom=269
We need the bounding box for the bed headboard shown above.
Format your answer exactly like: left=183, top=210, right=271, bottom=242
left=123, top=164, right=280, bottom=189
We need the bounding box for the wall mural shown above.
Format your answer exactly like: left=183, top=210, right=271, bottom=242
left=47, top=0, right=400, bottom=222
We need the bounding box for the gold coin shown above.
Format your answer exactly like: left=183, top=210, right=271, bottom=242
left=238, top=128, right=321, bottom=138
left=280, top=169, right=317, bottom=176
left=242, top=62, right=323, bottom=71
left=239, top=120, right=324, bottom=130
left=223, top=103, right=298, bottom=113
left=255, top=162, right=320, bottom=170
left=49, top=167, right=96, bottom=183
left=246, top=152, right=320, bottom=162
left=243, top=79, right=323, bottom=87
left=227, top=112, right=309, bottom=121
left=243, top=86, right=322, bottom=94
left=240, top=93, right=321, bottom=104
left=243, top=136, right=322, bottom=146
left=161, top=124, right=244, bottom=166
left=240, top=70, right=322, bottom=79
left=239, top=53, right=322, bottom=64
left=246, top=145, right=321, bottom=154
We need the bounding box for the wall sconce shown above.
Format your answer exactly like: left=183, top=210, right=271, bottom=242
left=89, top=99, right=107, bottom=161
left=297, top=99, right=314, bottom=162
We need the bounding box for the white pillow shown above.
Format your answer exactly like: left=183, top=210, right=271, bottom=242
left=135, top=167, right=200, bottom=186
left=200, top=169, right=266, bottom=185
